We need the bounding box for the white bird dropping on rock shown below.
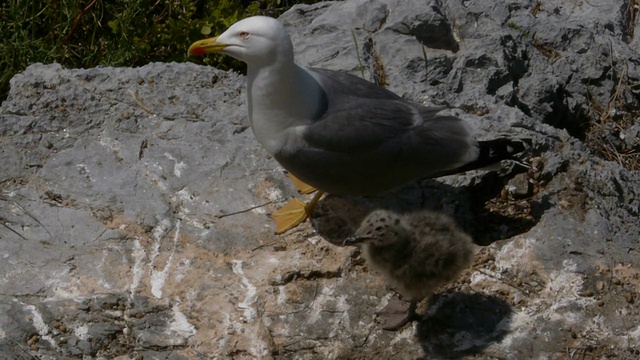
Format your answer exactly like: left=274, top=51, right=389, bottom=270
left=188, top=16, right=528, bottom=234
left=344, top=209, right=476, bottom=330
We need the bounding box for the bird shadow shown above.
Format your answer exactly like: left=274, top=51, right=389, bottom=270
left=457, top=171, right=549, bottom=246
left=415, top=292, right=513, bottom=359
left=310, top=168, right=548, bottom=247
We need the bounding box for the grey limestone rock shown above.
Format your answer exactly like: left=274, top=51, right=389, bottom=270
left=1, top=0, right=639, bottom=358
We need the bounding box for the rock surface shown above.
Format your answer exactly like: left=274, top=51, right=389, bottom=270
left=1, top=0, right=640, bottom=359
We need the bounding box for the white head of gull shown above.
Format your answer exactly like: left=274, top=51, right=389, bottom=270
left=190, top=16, right=324, bottom=156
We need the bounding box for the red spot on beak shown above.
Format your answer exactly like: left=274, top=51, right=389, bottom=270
left=189, top=47, right=207, bottom=56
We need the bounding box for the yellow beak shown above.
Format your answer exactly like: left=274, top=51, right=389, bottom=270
left=188, top=37, right=228, bottom=56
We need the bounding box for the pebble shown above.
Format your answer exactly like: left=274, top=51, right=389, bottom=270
left=578, top=289, right=594, bottom=297
left=506, top=173, right=532, bottom=198
left=27, top=335, right=39, bottom=346
left=625, top=293, right=635, bottom=304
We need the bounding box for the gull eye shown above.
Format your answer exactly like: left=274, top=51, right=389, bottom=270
left=239, top=31, right=250, bottom=39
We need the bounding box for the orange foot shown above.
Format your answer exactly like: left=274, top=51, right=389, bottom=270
left=271, top=191, right=325, bottom=234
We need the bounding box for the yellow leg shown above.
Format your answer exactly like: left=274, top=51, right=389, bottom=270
left=285, top=172, right=317, bottom=195
left=272, top=191, right=325, bottom=234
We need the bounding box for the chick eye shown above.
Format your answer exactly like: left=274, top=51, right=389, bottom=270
left=239, top=31, right=250, bottom=39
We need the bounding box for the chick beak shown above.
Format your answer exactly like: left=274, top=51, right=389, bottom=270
left=342, top=235, right=372, bottom=246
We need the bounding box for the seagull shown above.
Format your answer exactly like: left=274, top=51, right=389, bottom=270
left=188, top=16, right=528, bottom=234
left=344, top=209, right=475, bottom=330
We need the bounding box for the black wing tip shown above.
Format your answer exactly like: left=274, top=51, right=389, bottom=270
left=481, top=138, right=532, bottom=159
left=445, top=137, right=531, bottom=175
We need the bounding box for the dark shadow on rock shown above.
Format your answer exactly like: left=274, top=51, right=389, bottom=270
left=310, top=168, right=548, bottom=247
left=416, top=292, right=513, bottom=359
left=310, top=185, right=447, bottom=246
left=461, top=170, right=550, bottom=246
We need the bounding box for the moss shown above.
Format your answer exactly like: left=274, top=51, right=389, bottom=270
left=0, top=0, right=321, bottom=102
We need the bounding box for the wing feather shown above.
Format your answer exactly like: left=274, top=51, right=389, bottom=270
left=302, top=68, right=474, bottom=161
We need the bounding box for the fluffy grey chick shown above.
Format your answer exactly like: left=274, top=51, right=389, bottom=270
left=344, top=209, right=476, bottom=330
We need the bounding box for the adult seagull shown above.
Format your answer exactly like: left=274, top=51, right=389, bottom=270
left=188, top=16, right=527, bottom=234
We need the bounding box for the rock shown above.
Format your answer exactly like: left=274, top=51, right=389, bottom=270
left=1, top=0, right=640, bottom=358
left=506, top=172, right=532, bottom=199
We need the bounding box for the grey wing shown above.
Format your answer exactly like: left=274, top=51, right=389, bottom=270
left=303, top=68, right=477, bottom=163
left=304, top=97, right=423, bottom=152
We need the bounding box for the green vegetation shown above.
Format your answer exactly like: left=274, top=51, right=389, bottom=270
left=0, top=0, right=320, bottom=102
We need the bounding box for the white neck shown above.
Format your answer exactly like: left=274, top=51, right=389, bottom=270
left=246, top=61, right=323, bottom=155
